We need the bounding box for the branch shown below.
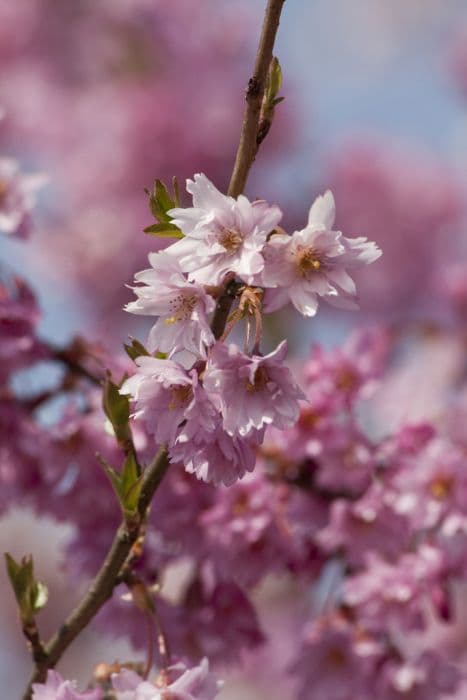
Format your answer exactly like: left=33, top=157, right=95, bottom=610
left=22, top=449, right=170, bottom=697
left=228, top=0, right=286, bottom=198
left=22, top=619, right=47, bottom=668
left=22, top=1, right=287, bottom=696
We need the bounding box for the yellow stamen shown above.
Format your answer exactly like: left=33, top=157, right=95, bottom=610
left=295, top=246, right=324, bottom=276
left=168, top=385, right=192, bottom=410
left=218, top=228, right=243, bottom=253
left=245, top=366, right=269, bottom=393
left=430, top=477, right=452, bottom=500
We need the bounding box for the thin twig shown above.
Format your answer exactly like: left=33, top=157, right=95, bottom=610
left=143, top=614, right=155, bottom=680
left=22, top=620, right=47, bottom=667
left=50, top=340, right=104, bottom=385
left=228, top=0, right=286, bottom=198
left=21, top=1, right=287, bottom=696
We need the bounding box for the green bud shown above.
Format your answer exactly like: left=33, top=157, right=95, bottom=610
left=266, top=56, right=283, bottom=104
left=5, top=553, right=48, bottom=624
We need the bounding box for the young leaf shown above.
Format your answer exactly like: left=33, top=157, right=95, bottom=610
left=102, top=375, right=131, bottom=445
left=100, top=453, right=142, bottom=517
left=143, top=222, right=183, bottom=238
left=120, top=452, right=143, bottom=514
left=124, top=338, right=150, bottom=362
left=153, top=179, right=175, bottom=221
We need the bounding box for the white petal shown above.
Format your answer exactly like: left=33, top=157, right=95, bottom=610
left=186, top=173, right=232, bottom=210
left=289, top=285, right=320, bottom=316
left=326, top=268, right=357, bottom=295
left=307, top=190, right=336, bottom=230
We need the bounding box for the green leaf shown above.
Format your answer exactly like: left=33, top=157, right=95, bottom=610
left=146, top=178, right=181, bottom=223
left=102, top=375, right=131, bottom=444
left=101, top=453, right=142, bottom=517
left=124, top=338, right=150, bottom=362
left=101, top=461, right=122, bottom=498
left=154, top=179, right=175, bottom=220
left=144, top=222, right=183, bottom=238
left=121, top=452, right=143, bottom=513
left=5, top=553, right=48, bottom=622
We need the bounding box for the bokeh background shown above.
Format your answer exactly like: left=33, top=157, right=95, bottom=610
left=3, top=0, right=467, bottom=695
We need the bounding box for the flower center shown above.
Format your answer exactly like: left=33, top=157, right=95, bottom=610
left=233, top=491, right=250, bottom=515
left=164, top=293, right=198, bottom=325
left=168, top=384, right=192, bottom=410
left=326, top=647, right=347, bottom=667
left=218, top=227, right=243, bottom=254
left=298, top=408, right=321, bottom=430
left=0, top=179, right=9, bottom=206
left=245, top=366, right=269, bottom=393
left=295, top=245, right=324, bottom=276
left=430, top=476, right=453, bottom=500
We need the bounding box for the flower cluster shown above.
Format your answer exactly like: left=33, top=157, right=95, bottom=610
left=122, top=174, right=381, bottom=487
left=32, top=659, right=222, bottom=700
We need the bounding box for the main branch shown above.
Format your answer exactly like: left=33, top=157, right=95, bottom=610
left=22, top=1, right=286, bottom=696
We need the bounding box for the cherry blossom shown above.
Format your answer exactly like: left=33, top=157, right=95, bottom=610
left=203, top=340, right=304, bottom=437
left=112, top=658, right=221, bottom=700
left=125, top=252, right=215, bottom=358
left=171, top=423, right=259, bottom=487
left=262, top=190, right=381, bottom=315
left=32, top=670, right=101, bottom=700
left=120, top=356, right=199, bottom=447
left=167, top=173, right=282, bottom=285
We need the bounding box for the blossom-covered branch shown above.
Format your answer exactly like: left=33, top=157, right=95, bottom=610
left=21, top=1, right=288, bottom=697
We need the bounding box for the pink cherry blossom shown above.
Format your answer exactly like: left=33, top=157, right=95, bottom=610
left=120, top=356, right=199, bottom=447
left=291, top=615, right=382, bottom=700
left=167, top=173, right=282, bottom=285
left=303, top=326, right=390, bottom=410
left=343, top=545, right=446, bottom=633
left=32, top=670, right=101, bottom=700
left=0, top=157, right=47, bottom=237
left=112, top=658, right=222, bottom=700
left=262, top=190, right=381, bottom=316
left=125, top=252, right=215, bottom=358
left=171, top=423, right=259, bottom=487
left=377, top=652, right=460, bottom=700
left=203, top=340, right=304, bottom=437
left=389, top=438, right=467, bottom=530
left=0, top=276, right=45, bottom=384
left=200, top=474, right=295, bottom=586
left=317, top=484, right=410, bottom=567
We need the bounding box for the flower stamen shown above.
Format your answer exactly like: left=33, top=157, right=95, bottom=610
left=218, top=227, right=243, bottom=254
